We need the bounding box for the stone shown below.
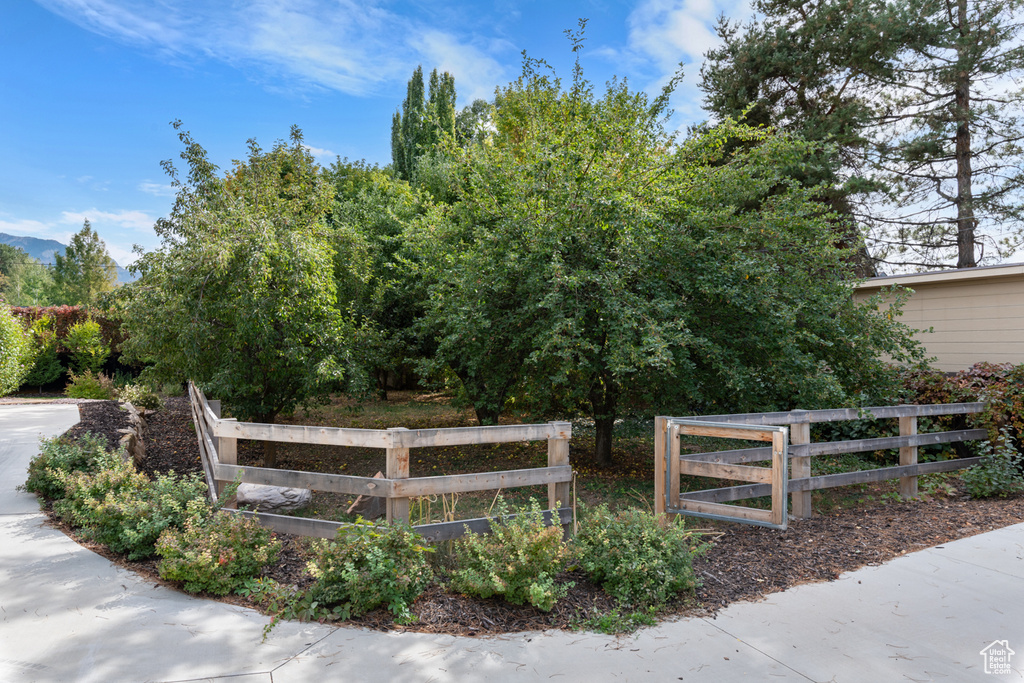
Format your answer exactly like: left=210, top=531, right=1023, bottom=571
left=236, top=483, right=312, bottom=514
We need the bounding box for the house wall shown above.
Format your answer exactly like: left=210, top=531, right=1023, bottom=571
left=853, top=263, right=1024, bottom=372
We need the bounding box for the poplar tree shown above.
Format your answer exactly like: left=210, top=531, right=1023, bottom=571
left=391, top=66, right=457, bottom=181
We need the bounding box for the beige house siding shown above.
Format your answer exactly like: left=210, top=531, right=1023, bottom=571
left=853, top=263, right=1024, bottom=372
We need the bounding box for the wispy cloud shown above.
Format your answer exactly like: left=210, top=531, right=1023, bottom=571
left=302, top=144, right=337, bottom=163
left=60, top=209, right=155, bottom=231
left=37, top=0, right=510, bottom=98
left=0, top=218, right=61, bottom=237
left=412, top=30, right=508, bottom=103
left=622, top=0, right=754, bottom=125
left=138, top=181, right=176, bottom=197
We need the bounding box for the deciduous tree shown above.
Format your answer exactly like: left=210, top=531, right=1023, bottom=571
left=118, top=124, right=352, bottom=467
left=412, top=30, right=922, bottom=465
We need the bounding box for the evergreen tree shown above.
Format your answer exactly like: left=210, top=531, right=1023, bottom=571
left=701, top=0, right=1024, bottom=270
left=52, top=220, right=118, bottom=305
left=876, top=0, right=1024, bottom=268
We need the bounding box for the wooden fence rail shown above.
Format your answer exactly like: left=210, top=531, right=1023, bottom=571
left=656, top=402, right=989, bottom=525
left=188, top=383, right=572, bottom=541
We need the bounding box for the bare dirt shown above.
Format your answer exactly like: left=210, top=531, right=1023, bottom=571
left=39, top=399, right=1024, bottom=635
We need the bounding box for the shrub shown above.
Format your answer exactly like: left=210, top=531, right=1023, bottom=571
left=118, top=383, right=163, bottom=411
left=22, top=433, right=121, bottom=501
left=53, top=458, right=141, bottom=526
left=75, top=470, right=208, bottom=560
left=65, top=370, right=116, bottom=399
left=156, top=511, right=281, bottom=595
left=962, top=431, right=1024, bottom=499
left=306, top=519, right=433, bottom=623
left=449, top=498, right=571, bottom=612
left=575, top=504, right=705, bottom=608
left=0, top=303, right=33, bottom=395
left=22, top=316, right=64, bottom=391
left=65, top=319, right=110, bottom=375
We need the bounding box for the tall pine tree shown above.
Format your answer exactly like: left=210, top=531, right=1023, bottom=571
left=701, top=0, right=1024, bottom=270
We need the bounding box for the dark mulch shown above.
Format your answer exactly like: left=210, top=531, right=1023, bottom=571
left=39, top=399, right=1024, bottom=635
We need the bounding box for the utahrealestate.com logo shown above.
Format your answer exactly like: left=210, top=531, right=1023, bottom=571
left=981, top=640, right=1016, bottom=675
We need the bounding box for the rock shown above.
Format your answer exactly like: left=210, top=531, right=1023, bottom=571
left=236, top=483, right=312, bottom=513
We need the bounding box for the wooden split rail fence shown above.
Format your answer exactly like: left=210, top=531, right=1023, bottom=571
left=188, top=383, right=573, bottom=542
left=655, top=403, right=988, bottom=529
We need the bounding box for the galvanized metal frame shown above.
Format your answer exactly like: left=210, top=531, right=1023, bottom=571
left=664, top=419, right=789, bottom=530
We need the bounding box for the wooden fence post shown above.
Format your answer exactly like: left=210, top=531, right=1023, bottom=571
left=207, top=400, right=238, bottom=508
left=547, top=422, right=570, bottom=510
left=899, top=408, right=918, bottom=499
left=547, top=422, right=571, bottom=536
left=386, top=427, right=410, bottom=525
left=654, top=417, right=667, bottom=516
left=790, top=411, right=812, bottom=519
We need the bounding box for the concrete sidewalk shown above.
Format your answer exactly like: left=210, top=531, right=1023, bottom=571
left=1, top=404, right=1023, bottom=682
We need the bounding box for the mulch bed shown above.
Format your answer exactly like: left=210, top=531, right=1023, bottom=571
left=34, top=399, right=1024, bottom=635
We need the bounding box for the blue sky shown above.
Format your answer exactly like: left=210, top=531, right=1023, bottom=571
left=1, top=0, right=750, bottom=266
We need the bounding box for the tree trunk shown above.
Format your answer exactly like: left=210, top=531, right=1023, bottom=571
left=589, top=371, right=619, bottom=468
left=376, top=370, right=388, bottom=401
left=954, top=0, right=977, bottom=269
left=474, top=405, right=501, bottom=426
left=257, top=411, right=278, bottom=468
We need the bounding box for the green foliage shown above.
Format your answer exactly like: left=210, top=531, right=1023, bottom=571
left=52, top=220, right=119, bottom=305
left=391, top=66, right=457, bottom=181
left=118, top=383, right=163, bottom=411
left=64, top=370, right=116, bottom=399
left=306, top=519, right=434, bottom=623
left=237, top=577, right=346, bottom=639
left=962, top=431, right=1024, bottom=499
left=57, top=461, right=208, bottom=560
left=701, top=0, right=1024, bottom=269
left=0, top=302, right=33, bottom=395
left=325, top=160, right=427, bottom=398
left=23, top=316, right=64, bottom=389
left=411, top=30, right=922, bottom=464
left=157, top=510, right=281, bottom=595
left=0, top=244, right=54, bottom=306
left=22, top=432, right=121, bottom=501
left=449, top=499, right=572, bottom=611
left=575, top=504, right=704, bottom=608
left=577, top=606, right=659, bottom=635
left=65, top=318, right=110, bottom=375
left=117, top=124, right=350, bottom=456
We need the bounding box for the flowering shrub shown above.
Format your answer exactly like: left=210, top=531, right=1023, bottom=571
left=22, top=432, right=120, bottom=501
left=156, top=510, right=280, bottom=595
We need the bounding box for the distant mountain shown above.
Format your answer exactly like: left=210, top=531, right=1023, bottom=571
left=0, top=232, right=135, bottom=283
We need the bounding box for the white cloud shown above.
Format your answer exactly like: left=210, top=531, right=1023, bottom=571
left=37, top=0, right=506, bottom=98
left=60, top=209, right=155, bottom=231
left=105, top=243, right=138, bottom=267
left=138, top=181, right=176, bottom=197
left=628, top=0, right=734, bottom=72
left=412, top=30, right=508, bottom=104
left=0, top=218, right=59, bottom=237
left=302, top=144, right=337, bottom=162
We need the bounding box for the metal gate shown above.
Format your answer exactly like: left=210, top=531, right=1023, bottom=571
left=655, top=416, right=789, bottom=530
